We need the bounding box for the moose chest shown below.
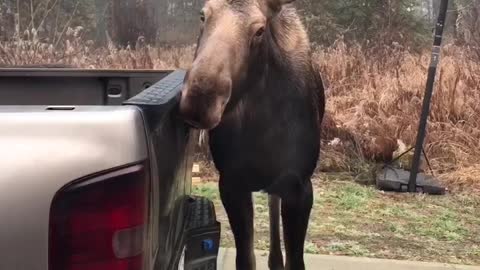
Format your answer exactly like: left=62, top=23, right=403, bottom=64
left=208, top=93, right=320, bottom=187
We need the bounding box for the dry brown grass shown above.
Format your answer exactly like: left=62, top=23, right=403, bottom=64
left=0, top=29, right=195, bottom=69
left=315, top=40, right=480, bottom=192
left=1, top=32, right=479, bottom=192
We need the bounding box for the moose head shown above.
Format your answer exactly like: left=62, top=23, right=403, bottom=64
left=178, top=0, right=297, bottom=129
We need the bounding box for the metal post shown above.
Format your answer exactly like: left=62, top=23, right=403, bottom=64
left=408, top=0, right=449, bottom=192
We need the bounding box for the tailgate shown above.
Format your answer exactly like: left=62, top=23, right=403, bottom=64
left=0, top=106, right=148, bottom=270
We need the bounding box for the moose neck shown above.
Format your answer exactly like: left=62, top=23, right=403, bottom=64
left=223, top=40, right=309, bottom=121
left=222, top=6, right=313, bottom=120
left=248, top=16, right=311, bottom=96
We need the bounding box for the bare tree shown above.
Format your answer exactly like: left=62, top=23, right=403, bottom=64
left=111, top=0, right=157, bottom=47
left=455, top=0, right=480, bottom=51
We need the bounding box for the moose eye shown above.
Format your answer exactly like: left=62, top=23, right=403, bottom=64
left=200, top=11, right=206, bottom=22
left=255, top=27, right=265, bottom=37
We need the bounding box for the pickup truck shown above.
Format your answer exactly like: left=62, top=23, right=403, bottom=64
left=0, top=68, right=221, bottom=270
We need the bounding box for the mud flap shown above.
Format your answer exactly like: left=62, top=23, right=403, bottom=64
left=183, top=196, right=221, bottom=270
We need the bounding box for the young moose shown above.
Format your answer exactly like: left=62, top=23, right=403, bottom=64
left=178, top=0, right=325, bottom=269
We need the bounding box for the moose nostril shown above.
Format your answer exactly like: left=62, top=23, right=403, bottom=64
left=184, top=118, right=202, bottom=129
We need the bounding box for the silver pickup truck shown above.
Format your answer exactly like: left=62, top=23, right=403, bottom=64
left=0, top=68, right=220, bottom=270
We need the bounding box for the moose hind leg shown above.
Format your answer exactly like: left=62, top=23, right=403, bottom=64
left=268, top=195, right=284, bottom=270
left=281, top=178, right=313, bottom=270
left=219, top=181, right=256, bottom=270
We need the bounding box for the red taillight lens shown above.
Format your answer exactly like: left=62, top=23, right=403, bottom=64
left=49, top=164, right=150, bottom=270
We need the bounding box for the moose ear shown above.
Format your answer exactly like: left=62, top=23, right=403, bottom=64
left=266, top=0, right=296, bottom=11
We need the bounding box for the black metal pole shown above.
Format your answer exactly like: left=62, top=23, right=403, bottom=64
left=408, top=0, right=449, bottom=192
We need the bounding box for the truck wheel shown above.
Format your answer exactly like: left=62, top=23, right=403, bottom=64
left=183, top=196, right=221, bottom=270
left=188, top=196, right=217, bottom=229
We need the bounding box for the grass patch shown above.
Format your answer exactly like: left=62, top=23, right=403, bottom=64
left=325, top=241, right=370, bottom=257
left=192, top=182, right=219, bottom=201
left=333, top=183, right=374, bottom=210
left=304, top=241, right=320, bottom=254
left=416, top=210, right=468, bottom=242
left=192, top=173, right=480, bottom=266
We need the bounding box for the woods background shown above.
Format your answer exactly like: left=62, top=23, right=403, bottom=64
left=0, top=0, right=479, bottom=192
left=1, top=0, right=479, bottom=49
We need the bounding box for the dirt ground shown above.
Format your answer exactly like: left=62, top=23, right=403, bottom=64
left=192, top=173, right=480, bottom=266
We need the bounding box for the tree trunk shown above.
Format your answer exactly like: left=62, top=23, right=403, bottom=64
left=94, top=0, right=108, bottom=46
left=111, top=0, right=156, bottom=47
left=432, top=0, right=440, bottom=22
left=455, top=0, right=480, bottom=47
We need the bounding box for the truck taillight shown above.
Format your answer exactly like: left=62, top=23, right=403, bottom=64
left=49, top=164, right=150, bottom=270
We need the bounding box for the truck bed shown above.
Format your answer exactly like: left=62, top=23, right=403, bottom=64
left=0, top=68, right=172, bottom=105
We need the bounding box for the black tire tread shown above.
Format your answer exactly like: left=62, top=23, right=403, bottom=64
left=187, top=196, right=217, bottom=230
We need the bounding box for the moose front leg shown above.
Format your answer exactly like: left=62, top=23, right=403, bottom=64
left=219, top=179, right=256, bottom=270
left=268, top=194, right=284, bottom=270
left=281, top=178, right=313, bottom=270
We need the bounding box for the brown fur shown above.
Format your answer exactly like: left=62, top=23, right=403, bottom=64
left=269, top=6, right=310, bottom=65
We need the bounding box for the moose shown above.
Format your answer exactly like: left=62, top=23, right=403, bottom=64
left=178, top=0, right=325, bottom=269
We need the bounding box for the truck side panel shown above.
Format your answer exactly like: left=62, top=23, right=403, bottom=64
left=0, top=106, right=148, bottom=270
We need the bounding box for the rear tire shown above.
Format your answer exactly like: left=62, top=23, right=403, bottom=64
left=174, top=196, right=221, bottom=270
